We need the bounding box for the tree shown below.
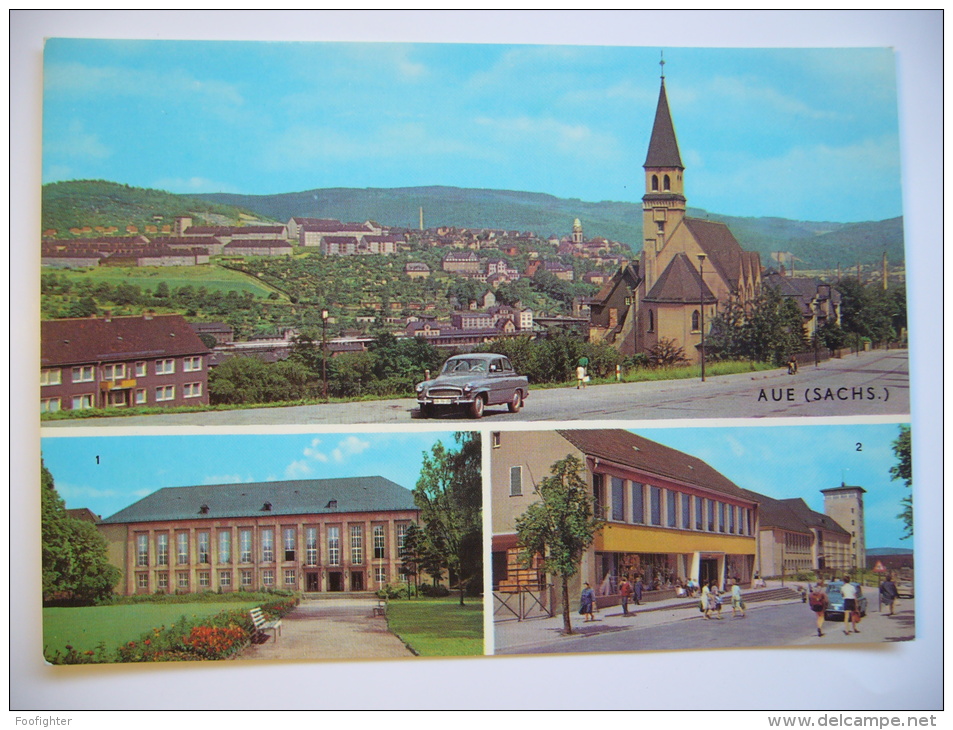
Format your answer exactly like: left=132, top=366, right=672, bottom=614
left=889, top=425, right=913, bottom=539
left=647, top=337, right=689, bottom=368
left=42, top=461, right=120, bottom=605
left=705, top=288, right=806, bottom=366
left=515, top=454, right=604, bottom=635
left=413, top=433, right=482, bottom=606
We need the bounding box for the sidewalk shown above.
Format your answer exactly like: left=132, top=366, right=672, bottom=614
left=237, top=597, right=414, bottom=662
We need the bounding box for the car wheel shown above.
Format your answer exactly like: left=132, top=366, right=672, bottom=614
left=468, top=395, right=485, bottom=419
left=419, top=404, right=433, bottom=418
left=507, top=390, right=523, bottom=413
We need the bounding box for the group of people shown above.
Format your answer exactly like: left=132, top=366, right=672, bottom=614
left=699, top=579, right=746, bottom=620
left=807, top=573, right=902, bottom=638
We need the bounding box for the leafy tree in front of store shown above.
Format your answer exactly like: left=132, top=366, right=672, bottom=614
left=890, top=425, right=913, bottom=539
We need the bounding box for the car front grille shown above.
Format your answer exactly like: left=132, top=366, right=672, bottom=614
left=427, top=387, right=463, bottom=398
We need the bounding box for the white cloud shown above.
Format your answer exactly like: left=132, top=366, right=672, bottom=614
left=303, top=437, right=329, bottom=462
left=284, top=460, right=314, bottom=479
left=203, top=473, right=252, bottom=485
left=44, top=121, right=111, bottom=161
left=150, top=176, right=239, bottom=194
left=331, top=436, right=371, bottom=463
left=705, top=75, right=841, bottom=122
left=475, top=115, right=618, bottom=159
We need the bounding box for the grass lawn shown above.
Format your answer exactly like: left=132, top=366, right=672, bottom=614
left=43, top=601, right=261, bottom=656
left=52, top=265, right=283, bottom=298
left=385, top=597, right=484, bottom=657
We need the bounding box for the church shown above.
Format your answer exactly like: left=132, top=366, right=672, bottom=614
left=589, top=67, right=762, bottom=363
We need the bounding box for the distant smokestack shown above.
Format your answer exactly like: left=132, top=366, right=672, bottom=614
left=419, top=207, right=424, bottom=232
left=882, top=251, right=888, bottom=290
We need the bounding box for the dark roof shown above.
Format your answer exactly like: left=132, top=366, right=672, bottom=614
left=100, top=476, right=417, bottom=525
left=820, top=484, right=867, bottom=495
left=644, top=253, right=717, bottom=304
left=42, top=314, right=210, bottom=367
left=780, top=498, right=850, bottom=536
left=644, top=80, right=683, bottom=169
left=557, top=430, right=753, bottom=501
left=66, top=507, right=101, bottom=523
left=682, top=218, right=751, bottom=288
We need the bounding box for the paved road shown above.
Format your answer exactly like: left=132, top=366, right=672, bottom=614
left=496, top=600, right=915, bottom=656
left=42, top=349, right=908, bottom=428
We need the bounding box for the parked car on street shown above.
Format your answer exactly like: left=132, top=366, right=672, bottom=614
left=897, top=580, right=915, bottom=598
left=824, top=580, right=868, bottom=621
left=415, top=353, right=529, bottom=419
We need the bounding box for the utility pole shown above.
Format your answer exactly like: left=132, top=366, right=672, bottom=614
left=698, top=253, right=707, bottom=382
left=321, top=309, right=329, bottom=403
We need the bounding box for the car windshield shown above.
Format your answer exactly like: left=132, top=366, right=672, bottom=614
left=441, top=358, right=487, bottom=374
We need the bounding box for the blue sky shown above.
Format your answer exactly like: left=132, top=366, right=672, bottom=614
left=42, top=40, right=902, bottom=223
left=635, top=422, right=911, bottom=549
left=40, top=430, right=460, bottom=520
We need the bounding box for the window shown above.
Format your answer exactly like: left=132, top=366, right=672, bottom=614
left=198, top=571, right=210, bottom=588
left=719, top=503, right=726, bottom=533
left=729, top=505, right=736, bottom=534
left=692, top=310, right=700, bottom=331
left=631, top=482, right=644, bottom=524
left=156, top=533, right=169, bottom=566
left=261, top=529, right=274, bottom=562
left=71, top=366, right=94, bottom=383
left=284, top=569, right=296, bottom=586
left=375, top=566, right=387, bottom=585
left=611, top=477, right=625, bottom=521
left=218, top=530, right=231, bottom=564
left=663, top=174, right=671, bottom=190
left=71, top=394, right=94, bottom=410
left=593, top=474, right=605, bottom=516
left=262, top=569, right=275, bottom=586
left=396, top=523, right=408, bottom=554
left=648, top=309, right=654, bottom=332
left=103, top=363, right=126, bottom=380
left=283, top=527, right=296, bottom=561
left=650, top=486, right=662, bottom=526
left=350, top=525, right=363, bottom=565
left=682, top=493, right=691, bottom=529
left=184, top=356, right=203, bottom=372
left=177, top=572, right=189, bottom=589
left=651, top=174, right=659, bottom=191
left=41, top=369, right=62, bottom=386
left=219, top=570, right=231, bottom=588
left=241, top=570, right=253, bottom=587
left=695, top=496, right=704, bottom=530
left=135, top=362, right=147, bottom=377
left=328, top=526, right=341, bottom=566
left=135, top=389, right=147, bottom=405
left=41, top=398, right=61, bottom=413
left=198, top=532, right=210, bottom=564
left=492, top=432, right=501, bottom=448
left=136, top=573, right=149, bottom=590
left=306, top=527, right=318, bottom=566
left=175, top=533, right=189, bottom=564
left=136, top=534, right=149, bottom=567
left=240, top=529, right=252, bottom=564
left=106, top=390, right=126, bottom=407
left=155, top=385, right=175, bottom=402
left=156, top=359, right=175, bottom=375
left=157, top=572, right=168, bottom=590
left=707, top=500, right=715, bottom=532
left=510, top=466, right=522, bottom=496
left=183, top=382, right=203, bottom=398
left=373, top=525, right=385, bottom=560
left=667, top=490, right=677, bottom=527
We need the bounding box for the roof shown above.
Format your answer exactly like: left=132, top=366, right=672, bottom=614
left=558, top=429, right=753, bottom=501
left=682, top=218, right=751, bottom=289
left=644, top=80, right=683, bottom=169
left=779, top=498, right=850, bottom=536
left=644, top=253, right=718, bottom=304
left=100, top=476, right=417, bottom=525
left=42, top=314, right=210, bottom=367
left=821, top=484, right=867, bottom=495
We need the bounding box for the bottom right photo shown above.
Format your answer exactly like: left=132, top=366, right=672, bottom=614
left=490, top=423, right=913, bottom=656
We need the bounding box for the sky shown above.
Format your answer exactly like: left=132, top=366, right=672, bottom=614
left=634, top=421, right=911, bottom=550
left=40, top=430, right=460, bottom=521
left=42, top=40, right=902, bottom=223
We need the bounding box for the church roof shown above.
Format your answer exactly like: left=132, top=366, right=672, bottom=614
left=644, top=80, right=683, bottom=169
left=644, top=253, right=717, bottom=304
left=682, top=217, right=756, bottom=291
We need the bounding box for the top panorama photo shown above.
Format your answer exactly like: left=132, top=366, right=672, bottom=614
left=39, top=42, right=909, bottom=426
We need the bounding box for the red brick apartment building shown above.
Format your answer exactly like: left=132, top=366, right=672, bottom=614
left=97, top=477, right=420, bottom=595
left=40, top=314, right=210, bottom=413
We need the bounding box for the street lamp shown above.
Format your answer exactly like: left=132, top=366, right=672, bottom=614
left=321, top=308, right=329, bottom=403
left=697, top=253, right=707, bottom=382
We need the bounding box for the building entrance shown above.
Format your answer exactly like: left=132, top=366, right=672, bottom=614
left=306, top=572, right=320, bottom=592
left=328, top=571, right=344, bottom=592
left=350, top=571, right=365, bottom=592
left=699, top=558, right=719, bottom=587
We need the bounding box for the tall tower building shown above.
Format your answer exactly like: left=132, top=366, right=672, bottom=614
left=821, top=484, right=867, bottom=572
left=572, top=218, right=584, bottom=244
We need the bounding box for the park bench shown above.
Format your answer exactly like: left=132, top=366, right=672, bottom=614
left=250, top=607, right=282, bottom=643
left=373, top=599, right=387, bottom=617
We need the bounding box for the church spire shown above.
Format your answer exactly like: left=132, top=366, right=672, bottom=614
left=644, top=72, right=683, bottom=169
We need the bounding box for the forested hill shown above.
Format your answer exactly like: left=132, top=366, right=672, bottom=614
left=41, top=180, right=904, bottom=270
left=41, top=180, right=269, bottom=234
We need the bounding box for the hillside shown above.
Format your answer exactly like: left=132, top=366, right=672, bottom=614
left=41, top=180, right=270, bottom=236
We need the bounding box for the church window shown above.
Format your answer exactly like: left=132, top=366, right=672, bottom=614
left=663, top=174, right=671, bottom=191
left=648, top=310, right=655, bottom=332
left=692, top=310, right=700, bottom=331
left=651, top=175, right=659, bottom=191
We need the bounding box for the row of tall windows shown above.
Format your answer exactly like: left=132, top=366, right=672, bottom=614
left=596, top=474, right=751, bottom=536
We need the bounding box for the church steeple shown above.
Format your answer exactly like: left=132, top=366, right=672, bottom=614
left=641, top=58, right=687, bottom=291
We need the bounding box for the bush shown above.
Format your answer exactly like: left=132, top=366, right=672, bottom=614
left=375, top=583, right=410, bottom=600
left=419, top=584, right=451, bottom=597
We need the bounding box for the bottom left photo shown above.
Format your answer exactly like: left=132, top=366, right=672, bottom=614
left=39, top=430, right=484, bottom=664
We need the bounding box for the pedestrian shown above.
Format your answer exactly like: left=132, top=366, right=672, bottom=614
left=880, top=574, right=900, bottom=616
left=841, top=575, right=861, bottom=635
left=709, top=581, right=723, bottom=618
left=619, top=577, right=633, bottom=616
left=576, top=355, right=590, bottom=389
left=633, top=575, right=644, bottom=605
left=700, top=582, right=712, bottom=619
left=730, top=580, right=746, bottom=619
left=579, top=582, right=596, bottom=622
left=809, top=580, right=829, bottom=637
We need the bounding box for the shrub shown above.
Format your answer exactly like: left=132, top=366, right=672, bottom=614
left=419, top=584, right=450, bottom=597
left=182, top=624, right=247, bottom=660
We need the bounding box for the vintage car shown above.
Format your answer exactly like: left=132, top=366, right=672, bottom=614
left=823, top=580, right=868, bottom=621
left=415, top=353, right=529, bottom=419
